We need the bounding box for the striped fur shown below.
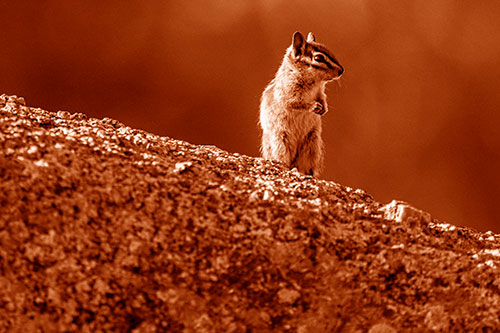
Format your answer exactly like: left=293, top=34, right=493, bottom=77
left=259, top=31, right=343, bottom=176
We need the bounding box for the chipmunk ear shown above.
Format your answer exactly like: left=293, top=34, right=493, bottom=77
left=307, top=32, right=316, bottom=43
left=292, top=31, right=305, bottom=57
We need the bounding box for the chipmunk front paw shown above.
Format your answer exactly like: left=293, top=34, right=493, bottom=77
left=311, top=102, right=326, bottom=115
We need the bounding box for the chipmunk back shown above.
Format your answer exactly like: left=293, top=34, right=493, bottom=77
left=259, top=31, right=343, bottom=176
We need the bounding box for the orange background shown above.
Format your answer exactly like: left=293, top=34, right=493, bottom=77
left=1, top=1, right=499, bottom=232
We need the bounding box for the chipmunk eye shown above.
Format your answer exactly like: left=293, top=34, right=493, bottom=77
left=313, top=54, right=326, bottom=63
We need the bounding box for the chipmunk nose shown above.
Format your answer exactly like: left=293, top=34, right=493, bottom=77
left=337, top=67, right=344, bottom=76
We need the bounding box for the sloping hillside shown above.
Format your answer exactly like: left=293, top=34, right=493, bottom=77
left=1, top=94, right=499, bottom=332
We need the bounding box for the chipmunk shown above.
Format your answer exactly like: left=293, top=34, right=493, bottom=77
left=259, top=31, right=343, bottom=176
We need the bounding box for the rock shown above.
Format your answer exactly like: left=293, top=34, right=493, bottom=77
left=368, top=323, right=397, bottom=333
left=1, top=94, right=500, bottom=331
left=277, top=288, right=301, bottom=304
left=380, top=200, right=431, bottom=225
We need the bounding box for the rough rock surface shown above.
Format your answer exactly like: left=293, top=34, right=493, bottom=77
left=1, top=94, right=500, bottom=332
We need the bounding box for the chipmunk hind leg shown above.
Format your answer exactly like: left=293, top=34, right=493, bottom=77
left=293, top=128, right=324, bottom=176
left=261, top=131, right=294, bottom=167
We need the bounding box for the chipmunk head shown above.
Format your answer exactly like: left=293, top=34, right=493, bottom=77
left=288, top=31, right=343, bottom=82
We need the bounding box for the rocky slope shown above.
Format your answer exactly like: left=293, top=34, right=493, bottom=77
left=1, top=94, right=499, bottom=332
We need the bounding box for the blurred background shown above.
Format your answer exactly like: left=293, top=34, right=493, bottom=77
left=1, top=1, right=499, bottom=232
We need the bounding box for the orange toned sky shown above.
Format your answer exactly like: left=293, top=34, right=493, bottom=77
left=1, top=1, right=500, bottom=232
